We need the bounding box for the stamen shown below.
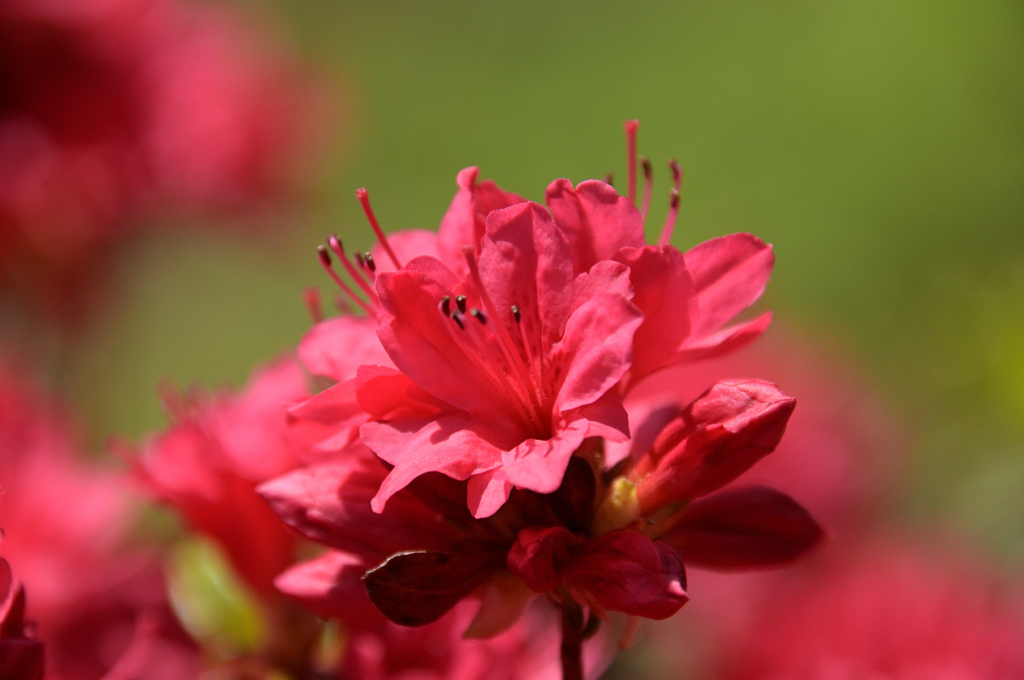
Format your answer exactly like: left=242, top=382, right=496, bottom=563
left=441, top=295, right=451, bottom=317
left=354, top=251, right=364, bottom=267
left=363, top=252, right=376, bottom=272
left=317, top=244, right=374, bottom=315
left=657, top=160, right=683, bottom=247
left=602, top=171, right=614, bottom=187
left=514, top=302, right=543, bottom=399
left=640, top=156, right=653, bottom=225
left=456, top=295, right=467, bottom=314
left=355, top=187, right=402, bottom=270
left=462, top=246, right=546, bottom=428
left=511, top=305, right=521, bottom=323
left=440, top=303, right=536, bottom=429
left=625, top=119, right=639, bottom=205
left=328, top=234, right=379, bottom=304
left=302, top=287, right=323, bottom=324
left=470, top=308, right=486, bottom=325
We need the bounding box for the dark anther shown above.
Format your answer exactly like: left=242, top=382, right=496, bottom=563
left=441, top=296, right=451, bottom=317
left=602, top=171, right=614, bottom=186
left=641, top=156, right=652, bottom=178
left=317, top=244, right=331, bottom=266
left=354, top=251, right=364, bottom=266
left=670, top=188, right=680, bottom=208
left=511, top=305, right=521, bottom=323
left=470, top=308, right=486, bottom=325
left=456, top=295, right=467, bottom=314
left=452, top=313, right=465, bottom=330
left=364, top=253, right=376, bottom=271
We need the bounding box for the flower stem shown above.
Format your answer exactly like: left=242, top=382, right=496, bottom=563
left=560, top=597, right=585, bottom=680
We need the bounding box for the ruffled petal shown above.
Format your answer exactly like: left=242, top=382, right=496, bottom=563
left=365, top=414, right=509, bottom=513
left=683, top=233, right=773, bottom=339
left=545, top=179, right=645, bottom=275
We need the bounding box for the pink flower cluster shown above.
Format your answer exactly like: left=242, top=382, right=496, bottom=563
left=0, top=0, right=327, bottom=321
left=252, top=121, right=823, bottom=676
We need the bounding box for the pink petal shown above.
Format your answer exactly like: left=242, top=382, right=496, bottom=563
left=499, top=420, right=590, bottom=495
left=437, top=167, right=525, bottom=275
left=274, top=551, right=385, bottom=625
left=354, top=365, right=448, bottom=420
left=369, top=229, right=442, bottom=274
left=478, top=202, right=574, bottom=349
left=507, top=526, right=582, bottom=594
left=545, top=179, right=645, bottom=275
left=566, top=393, right=631, bottom=444
left=364, top=414, right=507, bottom=513
left=375, top=259, right=510, bottom=419
left=562, top=530, right=688, bottom=620
left=288, top=380, right=361, bottom=424
left=298, top=315, right=391, bottom=381
left=632, top=380, right=796, bottom=516
left=676, top=311, right=773, bottom=362
left=257, top=448, right=458, bottom=559
left=613, top=245, right=697, bottom=388
left=552, top=291, right=642, bottom=414
left=466, top=468, right=513, bottom=519
left=570, top=260, right=634, bottom=313
left=683, top=233, right=774, bottom=339
left=661, top=485, right=824, bottom=570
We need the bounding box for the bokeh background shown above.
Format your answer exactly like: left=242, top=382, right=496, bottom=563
left=55, top=0, right=1024, bottom=568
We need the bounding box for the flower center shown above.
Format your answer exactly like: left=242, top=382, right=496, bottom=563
left=432, top=249, right=553, bottom=440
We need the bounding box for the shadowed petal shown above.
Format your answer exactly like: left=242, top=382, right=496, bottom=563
left=274, top=551, right=384, bottom=625
left=438, top=167, right=525, bottom=275
left=661, top=485, right=825, bottom=570
left=563, top=531, right=688, bottom=620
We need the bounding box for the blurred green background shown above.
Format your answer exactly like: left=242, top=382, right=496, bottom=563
left=63, top=0, right=1024, bottom=562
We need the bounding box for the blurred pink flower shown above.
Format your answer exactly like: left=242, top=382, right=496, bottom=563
left=0, top=554, right=44, bottom=680
left=711, top=535, right=1024, bottom=680
left=0, top=358, right=198, bottom=680
left=0, top=0, right=328, bottom=321
left=130, top=356, right=320, bottom=597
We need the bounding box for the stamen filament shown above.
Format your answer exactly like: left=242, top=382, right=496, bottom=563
left=356, top=187, right=402, bottom=270
left=462, top=247, right=545, bottom=421
left=318, top=245, right=374, bottom=315
left=640, top=156, right=653, bottom=226
left=302, top=287, right=323, bottom=324
left=657, top=160, right=683, bottom=247
left=328, top=235, right=379, bottom=304
left=625, top=119, right=639, bottom=205
left=439, top=304, right=536, bottom=429
left=514, top=305, right=546, bottom=405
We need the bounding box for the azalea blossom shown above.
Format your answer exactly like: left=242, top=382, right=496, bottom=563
left=267, top=122, right=821, bottom=678
left=0, top=0, right=328, bottom=322
left=708, top=535, right=1024, bottom=680
left=0, top=553, right=44, bottom=680
left=0, top=356, right=198, bottom=680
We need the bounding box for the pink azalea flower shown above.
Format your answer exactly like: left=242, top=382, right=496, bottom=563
left=0, top=554, right=44, bottom=680
left=0, top=357, right=198, bottom=680
left=270, top=121, right=820, bottom=678
left=0, top=0, right=329, bottom=322
left=708, top=535, right=1024, bottom=680
left=129, top=356, right=317, bottom=597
